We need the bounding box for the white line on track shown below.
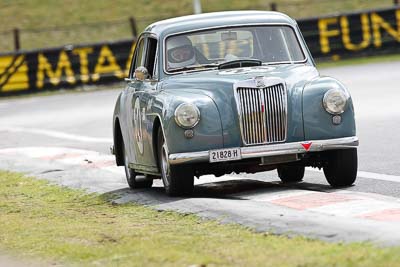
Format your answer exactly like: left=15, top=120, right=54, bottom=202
left=306, top=167, right=400, bottom=183
left=1, top=127, right=112, bottom=143
left=357, top=171, right=400, bottom=183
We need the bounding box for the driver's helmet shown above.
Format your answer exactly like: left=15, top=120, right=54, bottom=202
left=167, top=36, right=196, bottom=69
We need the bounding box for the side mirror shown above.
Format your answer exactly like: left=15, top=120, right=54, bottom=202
left=134, top=66, right=149, bottom=81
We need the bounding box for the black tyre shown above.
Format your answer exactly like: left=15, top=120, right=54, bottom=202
left=122, top=141, right=153, bottom=189
left=323, top=149, right=358, bottom=187
left=277, top=165, right=305, bottom=183
left=158, top=128, right=194, bottom=196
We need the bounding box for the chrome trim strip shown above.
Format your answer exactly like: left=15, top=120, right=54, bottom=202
left=168, top=136, right=359, bottom=165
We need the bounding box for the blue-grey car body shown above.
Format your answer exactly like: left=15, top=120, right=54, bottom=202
left=112, top=11, right=358, bottom=188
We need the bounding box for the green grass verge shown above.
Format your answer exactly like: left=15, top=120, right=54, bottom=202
left=0, top=0, right=393, bottom=52
left=1, top=171, right=400, bottom=266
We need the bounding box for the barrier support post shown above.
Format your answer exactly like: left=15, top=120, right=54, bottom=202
left=13, top=28, right=20, bottom=51
left=129, top=17, right=138, bottom=38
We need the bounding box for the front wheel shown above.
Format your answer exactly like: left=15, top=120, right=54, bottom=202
left=323, top=149, right=358, bottom=187
left=123, top=141, right=153, bottom=189
left=158, top=128, right=194, bottom=196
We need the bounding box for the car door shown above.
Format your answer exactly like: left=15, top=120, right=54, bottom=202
left=123, top=36, right=146, bottom=166
left=136, top=36, right=159, bottom=170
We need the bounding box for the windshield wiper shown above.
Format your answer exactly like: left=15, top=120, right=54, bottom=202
left=168, top=63, right=219, bottom=73
left=218, top=59, right=262, bottom=70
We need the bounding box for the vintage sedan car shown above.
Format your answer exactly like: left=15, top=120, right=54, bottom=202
left=112, top=11, right=358, bottom=196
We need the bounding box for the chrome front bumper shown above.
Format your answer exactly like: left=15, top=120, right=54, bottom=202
left=168, top=136, right=359, bottom=165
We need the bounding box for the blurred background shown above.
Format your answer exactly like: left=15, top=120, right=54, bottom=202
left=0, top=0, right=395, bottom=52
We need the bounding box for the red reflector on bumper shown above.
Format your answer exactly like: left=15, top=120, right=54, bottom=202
left=301, top=142, right=312, bottom=151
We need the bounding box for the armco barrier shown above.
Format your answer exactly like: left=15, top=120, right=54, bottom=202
left=1, top=6, right=400, bottom=95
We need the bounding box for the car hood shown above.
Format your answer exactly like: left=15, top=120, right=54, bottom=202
left=161, top=64, right=319, bottom=93
left=161, top=64, right=319, bottom=147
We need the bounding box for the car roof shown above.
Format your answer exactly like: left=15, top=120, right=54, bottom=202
left=143, top=11, right=297, bottom=38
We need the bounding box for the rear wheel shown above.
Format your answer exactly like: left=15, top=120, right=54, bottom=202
left=323, top=149, right=358, bottom=187
left=123, top=141, right=153, bottom=189
left=277, top=165, right=305, bottom=183
left=158, top=128, right=194, bottom=196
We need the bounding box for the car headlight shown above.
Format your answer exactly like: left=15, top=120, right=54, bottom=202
left=323, top=89, right=349, bottom=115
left=174, top=103, right=200, bottom=129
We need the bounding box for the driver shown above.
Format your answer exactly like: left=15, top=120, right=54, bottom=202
left=166, top=36, right=196, bottom=70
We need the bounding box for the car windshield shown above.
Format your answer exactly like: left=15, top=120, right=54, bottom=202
left=165, top=25, right=306, bottom=72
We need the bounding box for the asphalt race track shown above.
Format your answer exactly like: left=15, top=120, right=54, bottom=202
left=1, top=61, right=400, bottom=245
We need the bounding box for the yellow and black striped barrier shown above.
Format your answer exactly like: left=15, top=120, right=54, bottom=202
left=0, top=39, right=136, bottom=96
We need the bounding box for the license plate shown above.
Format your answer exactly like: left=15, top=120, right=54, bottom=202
left=209, top=148, right=241, bottom=163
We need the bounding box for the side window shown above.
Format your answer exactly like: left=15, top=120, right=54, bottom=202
left=144, top=38, right=158, bottom=79
left=129, top=38, right=145, bottom=78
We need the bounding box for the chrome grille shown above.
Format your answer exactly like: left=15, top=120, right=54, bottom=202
left=237, top=84, right=287, bottom=145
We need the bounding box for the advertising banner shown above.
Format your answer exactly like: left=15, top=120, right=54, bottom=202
left=0, top=39, right=135, bottom=96
left=300, top=7, right=400, bottom=60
